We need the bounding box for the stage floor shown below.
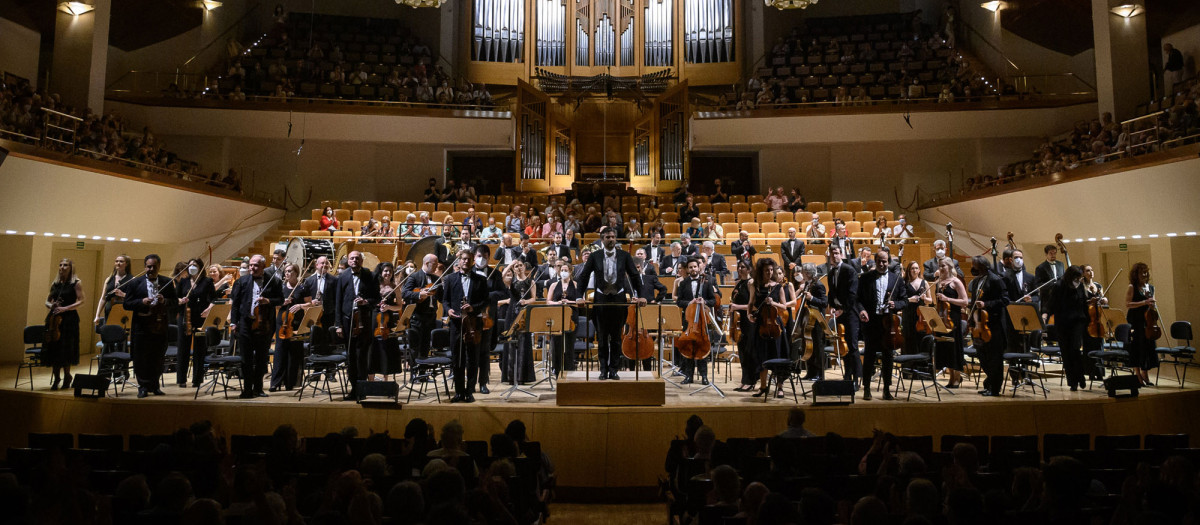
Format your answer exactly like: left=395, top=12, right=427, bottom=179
left=3, top=361, right=1198, bottom=490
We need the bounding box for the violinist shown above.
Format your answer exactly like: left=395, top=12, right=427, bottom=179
left=575, top=227, right=645, bottom=381
left=501, top=261, right=537, bottom=385
left=730, top=260, right=757, bottom=391
left=1049, top=265, right=1089, bottom=391
left=773, top=264, right=798, bottom=365
left=545, top=260, right=583, bottom=375
left=967, top=256, right=1010, bottom=397
left=1033, top=244, right=1066, bottom=322
left=747, top=259, right=788, bottom=398
left=230, top=254, right=284, bottom=399
left=332, top=251, right=380, bottom=401
left=400, top=254, right=442, bottom=372
left=856, top=251, right=902, bottom=400
left=123, top=254, right=177, bottom=398
left=699, top=241, right=729, bottom=284
left=676, top=257, right=717, bottom=385
left=370, top=262, right=403, bottom=382
left=796, top=264, right=829, bottom=381
left=1081, top=265, right=1108, bottom=381
left=1002, top=248, right=1038, bottom=356
left=826, top=246, right=862, bottom=385
left=45, top=258, right=85, bottom=390
left=176, top=258, right=214, bottom=388
left=300, top=256, right=335, bottom=328
left=934, top=258, right=968, bottom=388
left=895, top=261, right=932, bottom=355
left=444, top=249, right=488, bottom=403
left=270, top=263, right=305, bottom=392
left=93, top=254, right=132, bottom=327
left=210, top=264, right=234, bottom=301
left=1124, top=262, right=1159, bottom=386
left=474, top=244, right=505, bottom=393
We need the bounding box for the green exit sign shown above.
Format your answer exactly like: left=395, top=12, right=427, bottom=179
left=1119, top=244, right=1127, bottom=251
left=76, top=241, right=85, bottom=250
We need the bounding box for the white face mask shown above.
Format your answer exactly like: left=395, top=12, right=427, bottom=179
left=936, top=249, right=946, bottom=258
left=188, top=265, right=199, bottom=276
left=560, top=272, right=571, bottom=282
left=238, top=268, right=249, bottom=277
left=1014, top=257, right=1024, bottom=269
left=475, top=256, right=485, bottom=268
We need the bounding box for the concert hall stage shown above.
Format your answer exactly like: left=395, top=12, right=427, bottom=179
left=2, top=365, right=1198, bottom=493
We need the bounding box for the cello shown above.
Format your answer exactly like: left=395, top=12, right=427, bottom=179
left=676, top=297, right=713, bottom=360
left=621, top=303, right=655, bottom=361
left=1087, top=270, right=1122, bottom=339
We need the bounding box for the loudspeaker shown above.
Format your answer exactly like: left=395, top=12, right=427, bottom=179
left=73, top=374, right=110, bottom=398
left=355, top=381, right=400, bottom=404
left=1103, top=375, right=1140, bottom=398
left=812, top=379, right=856, bottom=406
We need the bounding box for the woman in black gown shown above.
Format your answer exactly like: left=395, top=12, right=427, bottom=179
left=747, top=259, right=787, bottom=397
left=1081, top=265, right=1109, bottom=381
left=502, top=262, right=536, bottom=384
left=271, top=263, right=307, bottom=391
left=729, top=260, right=755, bottom=391
left=45, top=258, right=85, bottom=390
left=176, top=257, right=214, bottom=388
left=1124, top=262, right=1159, bottom=386
left=93, top=254, right=132, bottom=328
left=895, top=261, right=932, bottom=355
left=933, top=258, right=968, bottom=388
left=1051, top=266, right=1089, bottom=391
left=545, top=260, right=582, bottom=375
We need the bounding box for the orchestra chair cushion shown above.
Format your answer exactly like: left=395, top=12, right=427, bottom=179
left=844, top=221, right=862, bottom=234
left=806, top=202, right=825, bottom=213
left=418, top=202, right=436, bottom=212
left=380, top=201, right=398, bottom=211
left=311, top=209, right=322, bottom=221
left=360, top=201, right=379, bottom=211
left=432, top=211, right=450, bottom=222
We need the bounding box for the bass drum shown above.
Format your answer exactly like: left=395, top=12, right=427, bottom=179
left=285, top=237, right=334, bottom=271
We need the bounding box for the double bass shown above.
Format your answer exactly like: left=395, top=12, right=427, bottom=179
left=622, top=303, right=655, bottom=360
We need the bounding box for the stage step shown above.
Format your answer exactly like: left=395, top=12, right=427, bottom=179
left=556, top=371, right=665, bottom=406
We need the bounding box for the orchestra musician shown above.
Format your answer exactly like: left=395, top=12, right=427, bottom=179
left=93, top=254, right=132, bottom=327
left=176, top=257, right=214, bottom=388
left=676, top=257, right=717, bottom=385
left=45, top=258, right=84, bottom=391
left=660, top=242, right=683, bottom=276
left=730, top=231, right=756, bottom=264
left=547, top=231, right=572, bottom=260
left=679, top=233, right=698, bottom=257
left=826, top=245, right=862, bottom=387
left=851, top=246, right=875, bottom=276
left=894, top=260, right=932, bottom=356
left=518, top=233, right=540, bottom=266
left=209, top=264, right=234, bottom=302
left=923, top=239, right=959, bottom=282
left=642, top=232, right=667, bottom=271
left=968, top=256, right=1010, bottom=397
left=501, top=261, right=537, bottom=385
left=300, top=256, right=335, bottom=328
left=400, top=254, right=442, bottom=374
left=729, top=260, right=757, bottom=391
left=634, top=249, right=669, bottom=303
left=780, top=227, right=805, bottom=280
left=545, top=260, right=582, bottom=375
left=1124, top=262, right=1159, bottom=386
left=229, top=254, right=284, bottom=399
left=1002, top=248, right=1039, bottom=356
left=796, top=263, right=828, bottom=381
left=455, top=228, right=476, bottom=254
left=856, top=251, right=901, bottom=400
left=495, top=233, right=523, bottom=266
left=536, top=251, right=560, bottom=292
left=270, top=263, right=305, bottom=392
left=123, top=254, right=177, bottom=398
left=829, top=224, right=854, bottom=260
left=576, top=227, right=645, bottom=380
left=474, top=244, right=505, bottom=394
left=332, top=251, right=380, bottom=401
left=747, top=259, right=788, bottom=398
left=264, top=249, right=286, bottom=281
left=1049, top=265, right=1089, bottom=391
left=773, top=263, right=798, bottom=371
left=934, top=258, right=968, bottom=388
left=370, top=262, right=403, bottom=382
left=443, top=249, right=489, bottom=402
left=1033, top=244, right=1066, bottom=322
left=698, top=241, right=729, bottom=284
left=1081, top=265, right=1108, bottom=381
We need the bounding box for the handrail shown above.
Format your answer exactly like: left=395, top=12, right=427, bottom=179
left=108, top=91, right=513, bottom=114
left=180, top=2, right=262, bottom=70
left=961, top=20, right=1019, bottom=72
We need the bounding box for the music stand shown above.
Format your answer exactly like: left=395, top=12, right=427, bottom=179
left=917, top=306, right=955, bottom=396
left=201, top=304, right=232, bottom=332
left=526, top=305, right=572, bottom=393
left=501, top=307, right=539, bottom=400
left=1007, top=303, right=1048, bottom=397
left=295, top=306, right=324, bottom=338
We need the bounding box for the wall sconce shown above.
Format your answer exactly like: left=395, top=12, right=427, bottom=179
left=1109, top=4, right=1144, bottom=18
left=57, top=1, right=95, bottom=16
left=201, top=0, right=223, bottom=10
left=979, top=1, right=1008, bottom=12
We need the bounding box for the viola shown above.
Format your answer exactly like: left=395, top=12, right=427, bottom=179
left=970, top=308, right=991, bottom=343
left=756, top=284, right=783, bottom=339
left=375, top=309, right=395, bottom=338
left=462, top=301, right=482, bottom=345
left=621, top=303, right=655, bottom=360
left=45, top=301, right=63, bottom=343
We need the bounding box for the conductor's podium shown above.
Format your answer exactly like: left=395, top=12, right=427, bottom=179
left=556, top=371, right=666, bottom=406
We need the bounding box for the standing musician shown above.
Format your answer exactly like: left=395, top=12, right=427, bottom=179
left=45, top=258, right=85, bottom=391
left=229, top=254, right=284, bottom=399
left=1033, top=244, right=1066, bottom=322
left=773, top=264, right=798, bottom=368
left=400, top=254, right=442, bottom=374
left=455, top=229, right=476, bottom=254
left=934, top=258, right=969, bottom=388
left=642, top=231, right=667, bottom=272
left=1049, top=265, right=1089, bottom=391
left=826, top=245, right=861, bottom=386
left=576, top=227, right=645, bottom=380
left=1081, top=265, right=1109, bottom=381
left=1002, top=248, right=1039, bottom=356
left=371, top=262, right=403, bottom=382
left=894, top=260, right=932, bottom=356
left=851, top=246, right=875, bottom=276
left=634, top=249, right=669, bottom=302
left=780, top=227, right=806, bottom=280
left=518, top=233, right=540, bottom=266
left=829, top=224, right=854, bottom=261
left=443, top=249, right=489, bottom=402
left=545, top=260, right=583, bottom=375
left=123, top=254, right=177, bottom=398
left=206, top=265, right=232, bottom=304
left=271, top=263, right=305, bottom=392
left=923, top=239, right=959, bottom=281
left=1124, top=262, right=1159, bottom=386
left=495, top=233, right=523, bottom=266
left=547, top=231, right=572, bottom=259
left=805, top=214, right=826, bottom=245
left=536, top=251, right=560, bottom=293
left=747, top=259, right=788, bottom=398
left=474, top=244, right=505, bottom=394
left=300, top=256, right=336, bottom=328
left=729, top=260, right=757, bottom=391
left=856, top=251, right=902, bottom=400
left=660, top=242, right=684, bottom=276
left=94, top=254, right=132, bottom=326
left=264, top=249, right=286, bottom=281
left=676, top=257, right=717, bottom=385
left=795, top=263, right=828, bottom=381
left=176, top=257, right=214, bottom=388
left=967, top=256, right=1010, bottom=397
left=332, top=251, right=380, bottom=401
left=698, top=241, right=730, bottom=284
left=501, top=261, right=537, bottom=385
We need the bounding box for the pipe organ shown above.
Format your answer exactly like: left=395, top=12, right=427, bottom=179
left=643, top=0, right=672, bottom=67
left=474, top=0, right=526, bottom=62
left=683, top=0, right=733, bottom=64
left=537, top=0, right=566, bottom=66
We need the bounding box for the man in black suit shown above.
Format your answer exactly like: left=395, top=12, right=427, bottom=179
left=263, top=249, right=286, bottom=281
left=796, top=264, right=828, bottom=380
left=454, top=228, right=476, bottom=254
left=679, top=234, right=698, bottom=257
left=123, top=254, right=178, bottom=398
left=333, top=251, right=381, bottom=401
left=228, top=254, right=284, bottom=399
left=829, top=224, right=854, bottom=264
left=518, top=233, right=540, bottom=267
left=400, top=254, right=441, bottom=372
left=660, top=242, right=684, bottom=276
left=826, top=245, right=861, bottom=385
left=1033, top=244, right=1066, bottom=322
left=577, top=227, right=645, bottom=380
left=494, top=233, right=523, bottom=266
left=300, top=256, right=337, bottom=329
left=642, top=231, right=667, bottom=272
left=473, top=244, right=506, bottom=394
left=731, top=230, right=756, bottom=265
left=1002, top=248, right=1039, bottom=355
left=634, top=249, right=669, bottom=303
left=675, top=257, right=716, bottom=385
left=968, top=256, right=1011, bottom=396
left=780, top=227, right=806, bottom=280
left=856, top=251, right=901, bottom=400
left=850, top=246, right=875, bottom=276
left=442, top=249, right=490, bottom=402
left=536, top=251, right=561, bottom=295
left=922, top=240, right=959, bottom=282
left=699, top=241, right=729, bottom=284
left=547, top=232, right=572, bottom=260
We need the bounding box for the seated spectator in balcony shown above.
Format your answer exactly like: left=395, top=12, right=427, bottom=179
left=747, top=75, right=763, bottom=93
left=710, top=178, right=728, bottom=203
left=684, top=218, right=704, bottom=240
left=771, top=37, right=788, bottom=57
left=386, top=70, right=404, bottom=90
left=441, top=179, right=458, bottom=202
left=581, top=207, right=600, bottom=233
left=378, top=216, right=394, bottom=240
left=704, top=217, right=724, bottom=244
left=361, top=218, right=380, bottom=241
left=229, top=85, right=247, bottom=101
left=423, top=178, right=441, bottom=202
left=524, top=215, right=544, bottom=239
left=415, top=79, right=435, bottom=103
left=270, top=84, right=289, bottom=101
left=479, top=217, right=503, bottom=244
left=938, top=85, right=955, bottom=103
left=349, top=64, right=368, bottom=86
left=834, top=86, right=850, bottom=106
left=436, top=80, right=454, bottom=105
left=473, top=83, right=493, bottom=107
left=756, top=88, right=775, bottom=107
left=329, top=45, right=344, bottom=63
left=400, top=214, right=420, bottom=240
left=418, top=213, right=436, bottom=237
left=542, top=216, right=563, bottom=239
left=788, top=188, right=806, bottom=212
left=859, top=46, right=878, bottom=62
left=329, top=65, right=346, bottom=85
left=563, top=210, right=582, bottom=234
left=227, top=60, right=246, bottom=81
left=680, top=195, right=700, bottom=223
left=320, top=207, right=340, bottom=232
left=735, top=92, right=756, bottom=111
left=268, top=59, right=288, bottom=81
left=805, top=213, right=826, bottom=243
left=824, top=39, right=840, bottom=55
left=458, top=181, right=476, bottom=203
left=870, top=216, right=890, bottom=243
left=893, top=215, right=914, bottom=239
left=907, top=79, right=925, bottom=99
left=307, top=45, right=324, bottom=60
left=879, top=71, right=897, bottom=86
left=507, top=206, right=525, bottom=233
left=627, top=219, right=644, bottom=242
left=462, top=208, right=483, bottom=234
left=766, top=187, right=788, bottom=212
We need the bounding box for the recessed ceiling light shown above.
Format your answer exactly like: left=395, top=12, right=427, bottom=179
left=77, top=235, right=86, bottom=239
left=25, top=231, right=35, bottom=236
left=1074, top=238, right=1083, bottom=243
left=1132, top=235, right=1142, bottom=239
left=4, top=230, right=15, bottom=235
left=1166, top=233, right=1178, bottom=237
left=1148, top=234, right=1159, bottom=238
left=980, top=1, right=1008, bottom=12
left=1087, top=238, right=1096, bottom=242
left=57, top=2, right=95, bottom=16
left=1187, top=232, right=1198, bottom=236
left=60, top=233, right=71, bottom=238
left=1109, top=4, right=1145, bottom=18
left=119, top=238, right=129, bottom=242
left=1117, top=236, right=1126, bottom=240
left=92, top=235, right=101, bottom=240
left=132, top=239, right=142, bottom=243
left=106, top=237, right=115, bottom=241
left=43, top=232, right=54, bottom=237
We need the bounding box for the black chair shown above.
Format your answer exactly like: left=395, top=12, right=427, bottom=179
left=761, top=356, right=806, bottom=403
left=1094, top=434, right=1140, bottom=451
left=195, top=327, right=244, bottom=399
left=1043, top=433, right=1090, bottom=461
left=28, top=432, right=73, bottom=450
left=409, top=328, right=452, bottom=403
left=1144, top=433, right=1189, bottom=451
left=161, top=324, right=180, bottom=386
left=16, top=326, right=45, bottom=390
left=299, top=326, right=347, bottom=401
left=1004, top=332, right=1046, bottom=398
left=892, top=335, right=940, bottom=401
left=1156, top=321, right=1194, bottom=387
left=78, top=433, right=124, bottom=451
left=1090, top=324, right=1132, bottom=380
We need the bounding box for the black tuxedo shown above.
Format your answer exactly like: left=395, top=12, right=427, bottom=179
left=1033, top=260, right=1066, bottom=316
left=641, top=243, right=667, bottom=268
left=731, top=240, right=756, bottom=263
left=675, top=276, right=717, bottom=381
left=826, top=262, right=861, bottom=382
left=229, top=273, right=284, bottom=395
left=1003, top=266, right=1039, bottom=354
left=176, top=276, right=214, bottom=387
left=576, top=248, right=644, bottom=377
left=123, top=274, right=178, bottom=391
left=332, top=267, right=381, bottom=397
left=494, top=245, right=524, bottom=266
left=679, top=243, right=698, bottom=257
left=830, top=236, right=855, bottom=261
left=780, top=238, right=806, bottom=273
left=702, top=252, right=730, bottom=283
left=300, top=272, right=337, bottom=327
left=519, top=246, right=540, bottom=266
left=857, top=269, right=902, bottom=390
left=547, top=244, right=572, bottom=260
left=400, top=269, right=440, bottom=364
left=637, top=268, right=669, bottom=303
left=969, top=270, right=1011, bottom=395
left=800, top=280, right=829, bottom=378
left=442, top=270, right=489, bottom=396
left=659, top=254, right=682, bottom=276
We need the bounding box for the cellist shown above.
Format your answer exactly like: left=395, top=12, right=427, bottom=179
left=675, top=257, right=716, bottom=385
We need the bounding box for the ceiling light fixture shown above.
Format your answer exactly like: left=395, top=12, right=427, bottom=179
left=43, top=232, right=54, bottom=237
left=25, top=232, right=36, bottom=236
left=1109, top=4, right=1144, bottom=18
left=57, top=1, right=94, bottom=16
left=1101, top=237, right=1111, bottom=241
left=765, top=0, right=819, bottom=9
left=980, top=1, right=1008, bottom=12
left=1148, top=234, right=1159, bottom=238
left=1167, top=233, right=1178, bottom=237
left=1187, top=232, right=1198, bottom=236
left=1132, top=235, right=1142, bottom=239
left=200, top=0, right=222, bottom=10
left=395, top=0, right=447, bottom=7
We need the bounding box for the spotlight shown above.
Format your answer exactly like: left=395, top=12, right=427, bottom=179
left=1109, top=4, right=1144, bottom=18
left=980, top=1, right=1007, bottom=12
left=57, top=2, right=95, bottom=16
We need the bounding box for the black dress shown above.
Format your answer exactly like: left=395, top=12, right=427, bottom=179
left=732, top=280, right=755, bottom=385
left=1126, top=285, right=1160, bottom=370
left=99, top=273, right=133, bottom=324
left=548, top=280, right=581, bottom=373
left=753, top=284, right=785, bottom=372
left=46, top=280, right=81, bottom=367
left=897, top=280, right=928, bottom=355
left=504, top=276, right=536, bottom=383
left=935, top=282, right=964, bottom=370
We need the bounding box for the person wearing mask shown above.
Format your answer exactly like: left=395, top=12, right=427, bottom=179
left=443, top=250, right=489, bottom=402
left=1050, top=265, right=1090, bottom=391
left=176, top=258, right=214, bottom=388
left=545, top=260, right=583, bottom=375
left=123, top=254, right=178, bottom=398
left=400, top=254, right=442, bottom=374
left=922, top=239, right=959, bottom=282
left=805, top=214, right=826, bottom=244
left=332, top=251, right=381, bottom=401
left=967, top=256, right=1010, bottom=396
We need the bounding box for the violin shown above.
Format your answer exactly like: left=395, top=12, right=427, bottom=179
left=676, top=298, right=713, bottom=360
left=149, top=278, right=172, bottom=335
left=967, top=278, right=992, bottom=343
left=1144, top=286, right=1163, bottom=341
left=882, top=245, right=906, bottom=349
left=45, top=300, right=63, bottom=344
left=462, top=300, right=482, bottom=344
left=622, top=303, right=655, bottom=360
left=756, top=285, right=783, bottom=339
left=790, top=280, right=816, bottom=361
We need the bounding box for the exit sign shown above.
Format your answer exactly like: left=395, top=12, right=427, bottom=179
left=1119, top=244, right=1127, bottom=251
left=76, top=241, right=85, bottom=249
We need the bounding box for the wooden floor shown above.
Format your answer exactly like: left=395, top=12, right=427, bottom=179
left=3, top=361, right=1198, bottom=491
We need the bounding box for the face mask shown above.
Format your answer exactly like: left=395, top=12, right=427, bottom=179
left=188, top=265, right=199, bottom=276
left=1014, top=257, right=1024, bottom=268
left=970, top=268, right=981, bottom=276
left=936, top=249, right=946, bottom=258
left=899, top=219, right=906, bottom=225
left=475, top=256, right=485, bottom=268
left=560, top=272, right=571, bottom=282
left=239, top=268, right=249, bottom=277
